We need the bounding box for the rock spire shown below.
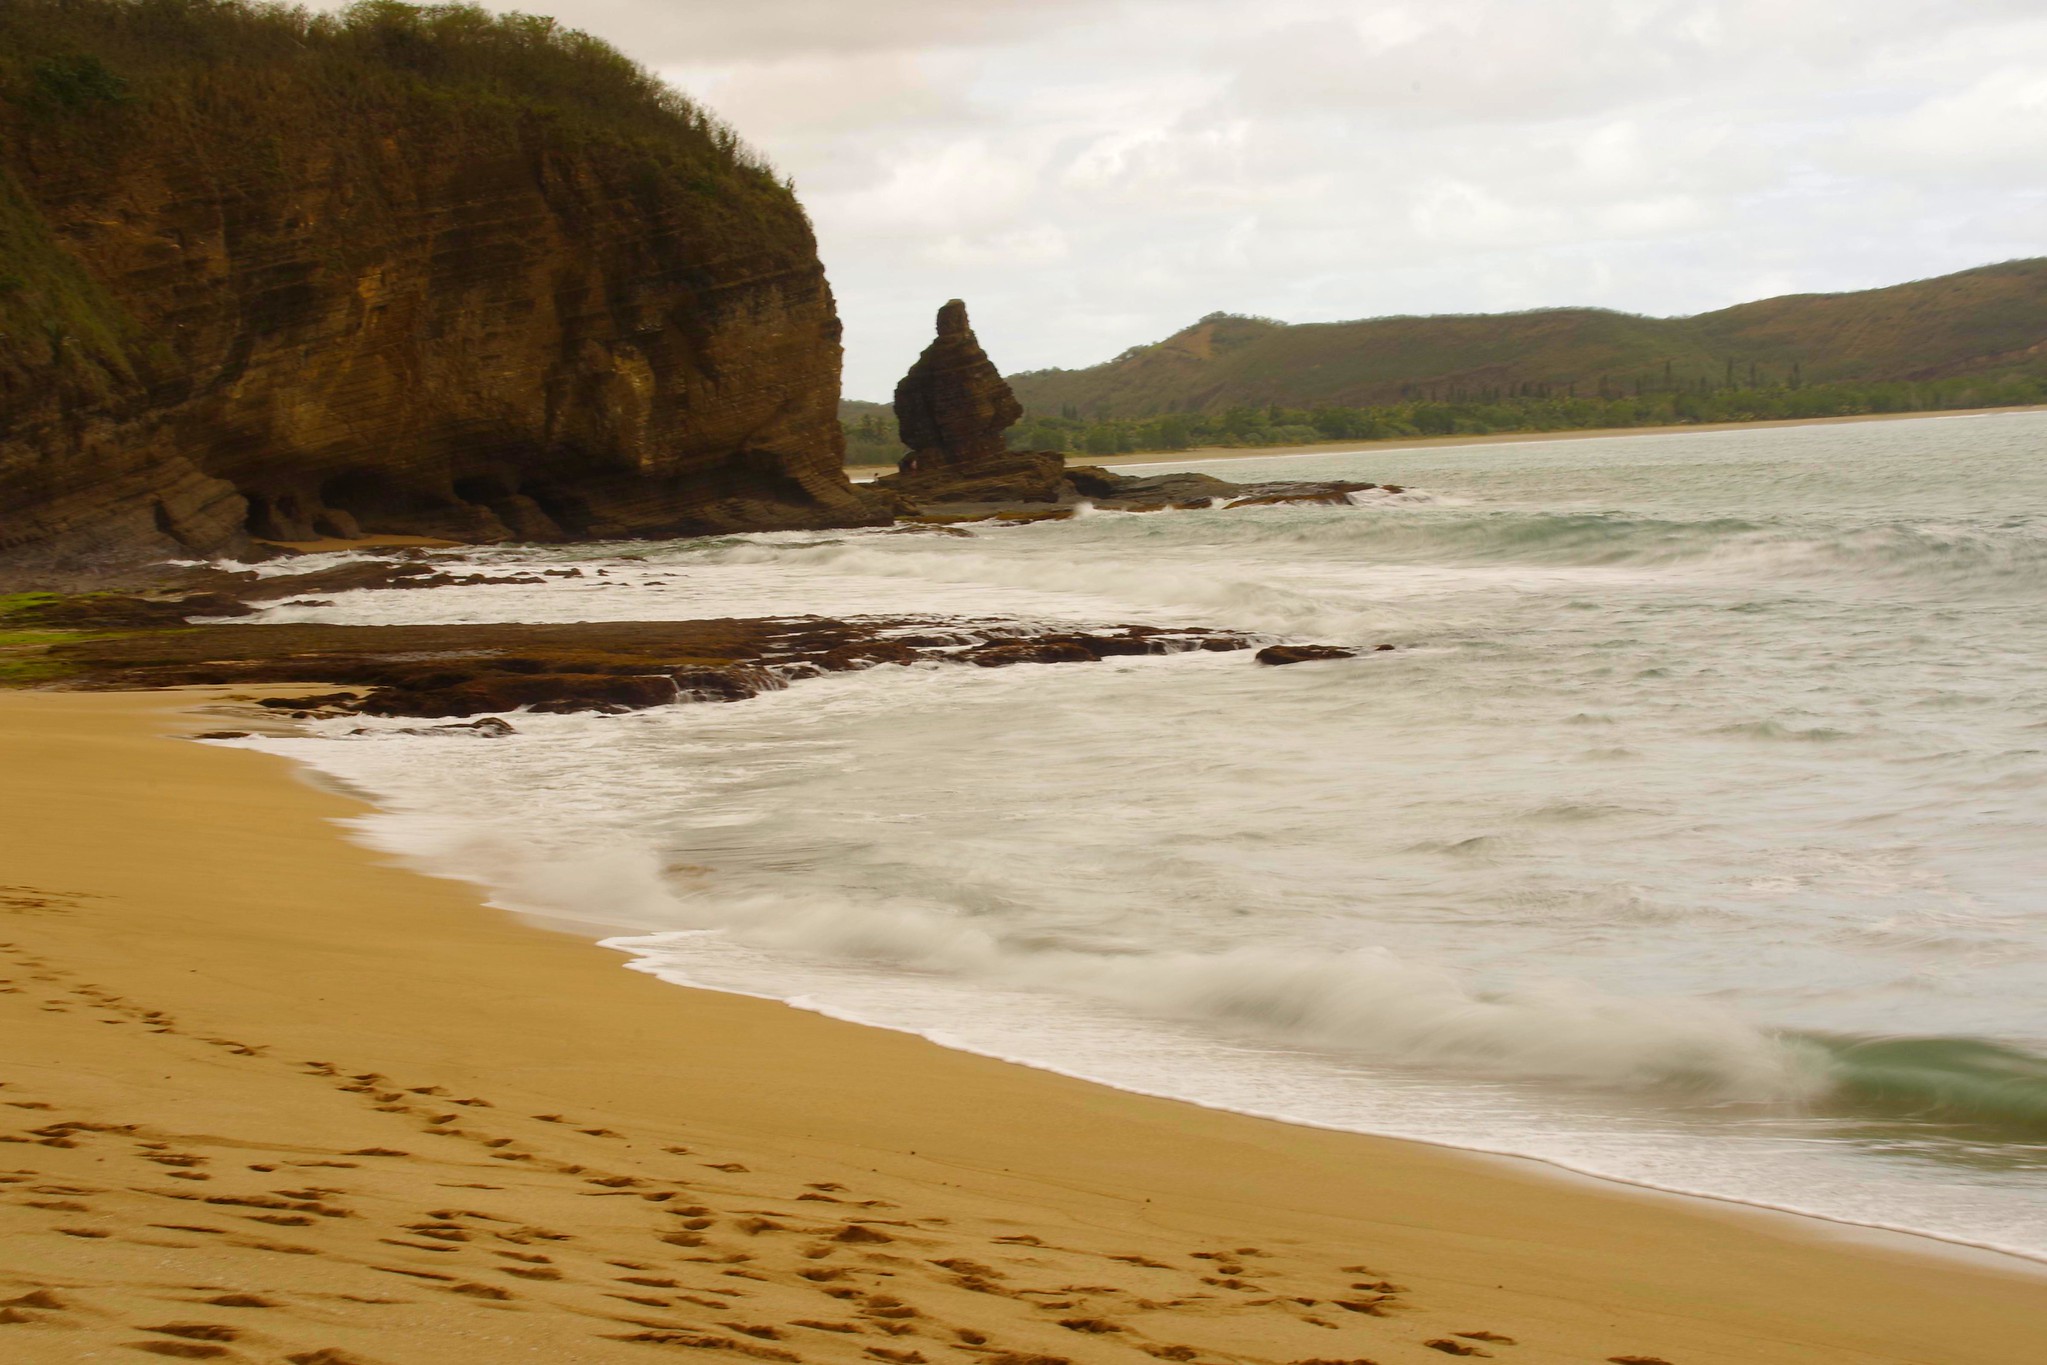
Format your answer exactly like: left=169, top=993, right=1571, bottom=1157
left=892, top=300, right=1024, bottom=472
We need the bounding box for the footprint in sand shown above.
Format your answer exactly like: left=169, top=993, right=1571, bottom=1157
left=137, top=1323, right=241, bottom=1342
left=127, top=1343, right=233, bottom=1359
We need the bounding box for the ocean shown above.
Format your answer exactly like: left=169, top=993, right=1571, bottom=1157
left=225, top=410, right=2047, bottom=1262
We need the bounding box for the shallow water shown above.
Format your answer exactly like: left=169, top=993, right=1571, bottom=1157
left=234, top=410, right=2047, bottom=1260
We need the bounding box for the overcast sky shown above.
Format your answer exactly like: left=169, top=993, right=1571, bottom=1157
left=343, top=1, right=2047, bottom=398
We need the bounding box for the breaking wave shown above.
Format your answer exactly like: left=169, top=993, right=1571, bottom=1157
left=1814, top=1034, right=2047, bottom=1136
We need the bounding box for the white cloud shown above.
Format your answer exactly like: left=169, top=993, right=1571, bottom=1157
left=310, top=0, right=2047, bottom=395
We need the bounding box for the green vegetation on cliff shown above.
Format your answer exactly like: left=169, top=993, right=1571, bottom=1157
left=0, top=0, right=773, bottom=166
left=1, top=0, right=880, bottom=568
left=0, top=0, right=793, bottom=404
left=1008, top=260, right=2047, bottom=452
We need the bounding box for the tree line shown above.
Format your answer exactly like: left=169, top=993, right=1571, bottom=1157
left=996, top=372, right=2047, bottom=458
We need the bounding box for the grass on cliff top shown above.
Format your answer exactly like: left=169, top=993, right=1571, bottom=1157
left=0, top=1, right=810, bottom=400
left=0, top=2, right=804, bottom=304
left=0, top=0, right=776, bottom=175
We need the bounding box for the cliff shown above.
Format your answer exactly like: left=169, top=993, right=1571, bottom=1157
left=0, top=0, right=885, bottom=571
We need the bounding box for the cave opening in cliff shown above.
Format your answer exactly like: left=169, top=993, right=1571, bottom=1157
left=452, top=474, right=511, bottom=505
left=320, top=469, right=449, bottom=533
left=242, top=490, right=309, bottom=542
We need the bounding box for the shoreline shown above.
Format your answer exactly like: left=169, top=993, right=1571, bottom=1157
left=613, top=941, right=2047, bottom=1277
left=845, top=404, right=2047, bottom=474
left=2, top=689, right=2044, bottom=1362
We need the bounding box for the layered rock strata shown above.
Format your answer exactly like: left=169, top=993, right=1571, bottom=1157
left=875, top=301, right=1068, bottom=504
left=0, top=4, right=886, bottom=571
left=893, top=299, right=1025, bottom=470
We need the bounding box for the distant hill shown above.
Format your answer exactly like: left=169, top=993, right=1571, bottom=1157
left=1008, top=260, right=2047, bottom=420
left=838, top=399, right=904, bottom=466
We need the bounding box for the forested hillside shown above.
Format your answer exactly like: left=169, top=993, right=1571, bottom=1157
left=1005, top=260, right=2047, bottom=455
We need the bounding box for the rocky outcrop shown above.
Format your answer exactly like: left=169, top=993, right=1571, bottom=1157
left=1255, top=644, right=1357, bottom=665
left=0, top=2, right=887, bottom=572
left=896, top=461, right=1388, bottom=521
left=881, top=450, right=1068, bottom=506
left=875, top=300, right=1067, bottom=505
left=1072, top=470, right=1388, bottom=511
left=893, top=300, right=1023, bottom=470
left=870, top=307, right=1390, bottom=517
left=45, top=614, right=1258, bottom=717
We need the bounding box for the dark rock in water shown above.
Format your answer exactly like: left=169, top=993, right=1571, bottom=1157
left=670, top=666, right=784, bottom=704
left=192, top=730, right=252, bottom=740
left=1060, top=466, right=1125, bottom=498
left=968, top=639, right=1100, bottom=667
left=1092, top=472, right=1240, bottom=505
left=817, top=640, right=925, bottom=672
left=893, top=301, right=1025, bottom=470
left=383, top=716, right=519, bottom=738
left=1065, top=467, right=1375, bottom=513
left=257, top=691, right=362, bottom=710
left=360, top=672, right=682, bottom=719
left=1255, top=645, right=1359, bottom=665
left=880, top=523, right=976, bottom=538
left=881, top=451, right=1067, bottom=505
left=874, top=302, right=1069, bottom=506
left=49, top=616, right=1262, bottom=718
left=1225, top=481, right=1375, bottom=508
left=439, top=716, right=517, bottom=737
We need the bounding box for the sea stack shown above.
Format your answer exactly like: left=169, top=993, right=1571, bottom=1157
left=893, top=300, right=1026, bottom=472
left=876, top=301, right=1065, bottom=505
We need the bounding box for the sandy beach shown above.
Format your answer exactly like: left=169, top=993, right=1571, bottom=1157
left=845, top=405, right=2047, bottom=474
left=3, top=689, right=2044, bottom=1365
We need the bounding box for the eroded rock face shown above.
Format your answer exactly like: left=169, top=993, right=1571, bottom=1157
left=892, top=300, right=1025, bottom=471
left=874, top=299, right=1067, bottom=505
left=0, top=64, right=887, bottom=571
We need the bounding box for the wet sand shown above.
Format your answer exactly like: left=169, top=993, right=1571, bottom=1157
left=2, top=688, right=2042, bottom=1364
